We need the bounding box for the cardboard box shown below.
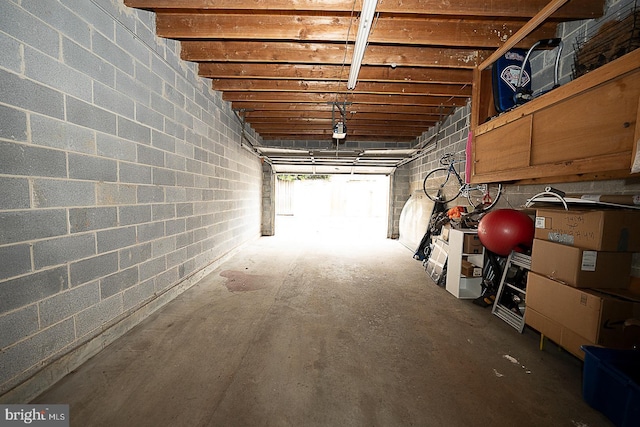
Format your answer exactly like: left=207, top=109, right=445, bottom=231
left=530, top=239, right=632, bottom=289
left=461, top=259, right=482, bottom=277
left=463, top=233, right=483, bottom=254
left=440, top=224, right=451, bottom=241
left=525, top=272, right=640, bottom=358
left=525, top=307, right=595, bottom=360
left=534, top=208, right=640, bottom=251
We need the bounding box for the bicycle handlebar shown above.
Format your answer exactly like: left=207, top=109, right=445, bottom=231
left=439, top=153, right=457, bottom=166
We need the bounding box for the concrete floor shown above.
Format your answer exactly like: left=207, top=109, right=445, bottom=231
left=34, top=219, right=612, bottom=427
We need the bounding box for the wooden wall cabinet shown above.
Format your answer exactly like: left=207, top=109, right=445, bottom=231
left=470, top=48, right=640, bottom=184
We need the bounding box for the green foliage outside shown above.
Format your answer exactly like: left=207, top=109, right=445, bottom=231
left=277, top=174, right=330, bottom=181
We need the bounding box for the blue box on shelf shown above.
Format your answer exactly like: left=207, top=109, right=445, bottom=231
left=581, top=345, right=640, bottom=427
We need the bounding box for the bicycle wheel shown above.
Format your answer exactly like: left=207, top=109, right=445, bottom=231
left=423, top=167, right=463, bottom=204
left=466, top=183, right=502, bottom=211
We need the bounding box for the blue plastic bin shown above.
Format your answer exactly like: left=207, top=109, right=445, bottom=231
left=581, top=345, right=640, bottom=427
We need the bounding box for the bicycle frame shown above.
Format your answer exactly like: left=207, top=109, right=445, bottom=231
left=423, top=157, right=465, bottom=204
left=424, top=153, right=502, bottom=211
left=442, top=163, right=465, bottom=192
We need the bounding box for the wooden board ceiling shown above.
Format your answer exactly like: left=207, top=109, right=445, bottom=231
left=124, top=0, right=603, bottom=146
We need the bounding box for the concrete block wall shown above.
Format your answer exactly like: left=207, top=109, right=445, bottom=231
left=261, top=162, right=276, bottom=236
left=0, top=0, right=262, bottom=399
left=386, top=103, right=471, bottom=240
left=388, top=167, right=410, bottom=239
left=405, top=103, right=472, bottom=195
left=531, top=0, right=635, bottom=93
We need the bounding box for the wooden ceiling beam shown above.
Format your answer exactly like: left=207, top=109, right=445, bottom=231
left=261, top=135, right=414, bottom=142
left=255, top=133, right=423, bottom=141
left=245, top=112, right=441, bottom=122
left=183, top=41, right=488, bottom=69
left=233, top=102, right=456, bottom=115
left=125, top=0, right=606, bottom=144
left=250, top=124, right=436, bottom=133
left=250, top=119, right=435, bottom=127
left=158, top=14, right=557, bottom=48
left=199, top=63, right=473, bottom=84
left=185, top=41, right=348, bottom=64
left=256, top=126, right=423, bottom=138
left=157, top=13, right=352, bottom=41
left=224, top=92, right=468, bottom=106
left=213, top=79, right=472, bottom=97
left=255, top=127, right=420, bottom=136
left=126, top=0, right=604, bottom=20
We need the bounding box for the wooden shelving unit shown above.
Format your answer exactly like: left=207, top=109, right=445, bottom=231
left=469, top=0, right=640, bottom=185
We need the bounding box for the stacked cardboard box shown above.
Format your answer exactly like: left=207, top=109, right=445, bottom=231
left=525, top=208, right=640, bottom=360
left=462, top=233, right=483, bottom=254
left=461, top=259, right=482, bottom=277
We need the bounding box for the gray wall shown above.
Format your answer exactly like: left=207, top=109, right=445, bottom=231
left=0, top=0, right=263, bottom=399
left=261, top=162, right=276, bottom=236
left=403, top=0, right=639, bottom=272
left=531, top=0, right=637, bottom=93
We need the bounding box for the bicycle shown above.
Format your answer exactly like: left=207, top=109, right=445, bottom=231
left=422, top=153, right=502, bottom=211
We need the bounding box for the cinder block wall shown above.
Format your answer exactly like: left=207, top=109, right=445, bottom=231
left=388, top=166, right=410, bottom=239
left=404, top=103, right=472, bottom=196
left=261, top=162, right=276, bottom=236
left=405, top=0, right=640, bottom=273
left=0, top=0, right=262, bottom=399
left=531, top=0, right=635, bottom=92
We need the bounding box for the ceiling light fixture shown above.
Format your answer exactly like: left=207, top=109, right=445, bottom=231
left=347, top=0, right=378, bottom=90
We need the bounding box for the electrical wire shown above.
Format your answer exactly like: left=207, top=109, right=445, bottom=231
left=336, top=1, right=359, bottom=102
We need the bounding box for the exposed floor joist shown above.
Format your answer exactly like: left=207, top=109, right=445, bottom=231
left=125, top=0, right=605, bottom=171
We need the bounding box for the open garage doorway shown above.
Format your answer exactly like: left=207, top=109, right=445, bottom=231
left=275, top=174, right=390, bottom=242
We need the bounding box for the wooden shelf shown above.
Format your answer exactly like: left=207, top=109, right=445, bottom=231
left=469, top=0, right=640, bottom=185
left=471, top=48, right=640, bottom=184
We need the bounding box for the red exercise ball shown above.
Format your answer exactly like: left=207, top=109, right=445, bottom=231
left=477, top=209, right=534, bottom=256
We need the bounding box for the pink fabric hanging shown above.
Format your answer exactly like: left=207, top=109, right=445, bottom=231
left=465, top=131, right=472, bottom=184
